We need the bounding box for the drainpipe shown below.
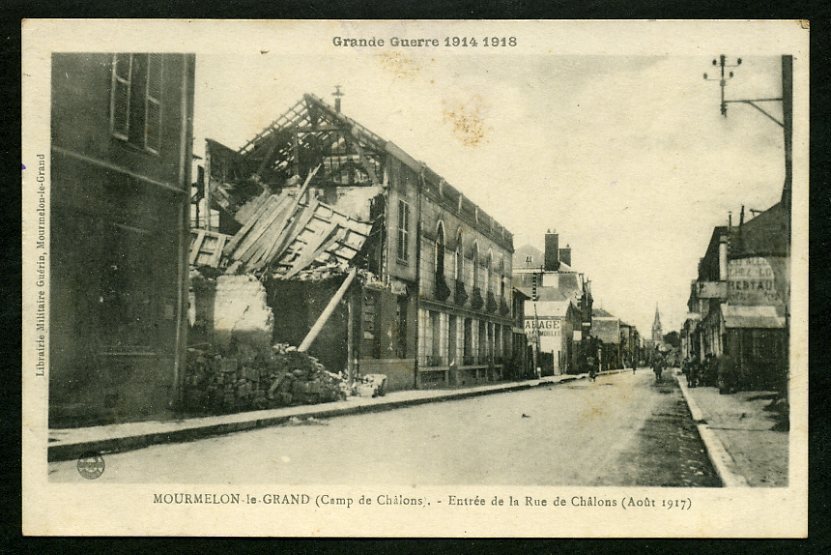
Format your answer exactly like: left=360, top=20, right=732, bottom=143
left=172, top=54, right=195, bottom=410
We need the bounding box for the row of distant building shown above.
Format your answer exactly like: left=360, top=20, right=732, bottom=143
left=48, top=53, right=646, bottom=428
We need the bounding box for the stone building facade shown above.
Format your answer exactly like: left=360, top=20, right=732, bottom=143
left=415, top=167, right=515, bottom=387
left=50, top=53, right=195, bottom=426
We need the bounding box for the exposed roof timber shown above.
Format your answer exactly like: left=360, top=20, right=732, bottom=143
left=238, top=98, right=307, bottom=156
left=353, top=141, right=380, bottom=186
left=233, top=94, right=513, bottom=243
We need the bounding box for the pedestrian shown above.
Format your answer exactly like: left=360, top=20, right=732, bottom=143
left=586, top=354, right=597, bottom=382
left=688, top=358, right=699, bottom=388
left=632, top=353, right=637, bottom=374
left=652, top=348, right=664, bottom=384
left=718, top=347, right=738, bottom=394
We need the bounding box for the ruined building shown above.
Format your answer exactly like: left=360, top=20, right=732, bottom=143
left=190, top=93, right=516, bottom=392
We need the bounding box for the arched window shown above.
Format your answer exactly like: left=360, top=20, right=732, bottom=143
left=486, top=250, right=493, bottom=292
left=472, top=242, right=480, bottom=289
left=499, top=256, right=506, bottom=297
left=435, top=221, right=445, bottom=277
left=454, top=229, right=463, bottom=282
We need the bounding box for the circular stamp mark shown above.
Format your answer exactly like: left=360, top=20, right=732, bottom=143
left=76, top=451, right=105, bottom=480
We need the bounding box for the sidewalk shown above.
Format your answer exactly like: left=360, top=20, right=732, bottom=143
left=48, top=373, right=587, bottom=462
left=675, top=372, right=788, bottom=487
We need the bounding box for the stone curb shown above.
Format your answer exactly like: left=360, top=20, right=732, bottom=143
left=48, top=373, right=588, bottom=462
left=675, top=373, right=749, bottom=488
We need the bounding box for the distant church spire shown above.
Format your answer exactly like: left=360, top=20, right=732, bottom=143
left=652, top=304, right=663, bottom=344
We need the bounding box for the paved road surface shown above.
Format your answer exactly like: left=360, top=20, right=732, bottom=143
left=49, top=369, right=719, bottom=486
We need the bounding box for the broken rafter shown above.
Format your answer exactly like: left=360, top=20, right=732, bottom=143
left=282, top=222, right=340, bottom=279
left=237, top=98, right=307, bottom=156
left=244, top=165, right=321, bottom=272
left=259, top=201, right=318, bottom=271
left=352, top=141, right=380, bottom=187
left=298, top=267, right=358, bottom=352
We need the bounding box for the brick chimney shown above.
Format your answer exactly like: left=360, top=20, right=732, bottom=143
left=558, top=244, right=572, bottom=267
left=544, top=230, right=559, bottom=271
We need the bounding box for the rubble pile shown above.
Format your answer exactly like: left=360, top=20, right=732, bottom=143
left=183, top=342, right=346, bottom=414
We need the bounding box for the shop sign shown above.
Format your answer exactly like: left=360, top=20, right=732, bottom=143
left=727, top=257, right=783, bottom=306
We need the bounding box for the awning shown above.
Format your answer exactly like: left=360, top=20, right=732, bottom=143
left=720, top=304, right=785, bottom=329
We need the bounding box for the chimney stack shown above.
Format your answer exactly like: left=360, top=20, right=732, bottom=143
left=544, top=229, right=559, bottom=271
left=332, top=85, right=344, bottom=113
left=558, top=243, right=572, bottom=267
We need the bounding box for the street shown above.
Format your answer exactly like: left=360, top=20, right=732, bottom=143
left=49, top=370, right=719, bottom=487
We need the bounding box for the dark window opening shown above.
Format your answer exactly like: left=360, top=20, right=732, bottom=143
left=396, top=297, right=408, bottom=358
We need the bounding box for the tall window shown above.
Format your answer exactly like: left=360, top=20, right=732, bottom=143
left=499, top=256, right=506, bottom=297
left=110, top=53, right=163, bottom=153
left=435, top=221, right=445, bottom=276
left=454, top=229, right=463, bottom=281
left=111, top=55, right=132, bottom=140
left=396, top=199, right=410, bottom=263
left=144, top=54, right=163, bottom=152
left=485, top=250, right=493, bottom=292
left=472, top=242, right=480, bottom=289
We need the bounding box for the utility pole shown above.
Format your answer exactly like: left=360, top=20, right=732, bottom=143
left=704, top=55, right=785, bottom=126
left=703, top=54, right=793, bottom=400
left=703, top=54, right=792, bottom=197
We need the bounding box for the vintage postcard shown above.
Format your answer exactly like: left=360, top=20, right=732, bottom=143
left=22, top=19, right=809, bottom=537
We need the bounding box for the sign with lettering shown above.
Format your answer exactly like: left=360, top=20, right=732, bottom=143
left=696, top=281, right=727, bottom=299
left=727, top=257, right=783, bottom=306
left=524, top=317, right=562, bottom=337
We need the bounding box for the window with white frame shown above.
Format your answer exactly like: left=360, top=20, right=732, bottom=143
left=110, top=53, right=164, bottom=153
left=486, top=250, right=493, bottom=292
left=472, top=242, right=480, bottom=289
left=435, top=221, right=445, bottom=276
left=397, top=199, right=410, bottom=263
left=454, top=229, right=463, bottom=281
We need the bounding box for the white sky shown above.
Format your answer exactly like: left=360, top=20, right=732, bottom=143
left=192, top=53, right=786, bottom=335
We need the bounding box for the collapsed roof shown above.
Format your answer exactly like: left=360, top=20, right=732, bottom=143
left=195, top=93, right=513, bottom=280
left=190, top=171, right=371, bottom=280
left=193, top=94, right=389, bottom=280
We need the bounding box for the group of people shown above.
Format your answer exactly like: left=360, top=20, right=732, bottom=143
left=682, top=350, right=739, bottom=394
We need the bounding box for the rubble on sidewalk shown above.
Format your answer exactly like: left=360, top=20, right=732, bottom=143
left=183, top=342, right=347, bottom=414
left=353, top=374, right=388, bottom=398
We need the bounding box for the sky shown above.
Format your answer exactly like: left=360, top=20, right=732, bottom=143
left=192, top=52, right=786, bottom=335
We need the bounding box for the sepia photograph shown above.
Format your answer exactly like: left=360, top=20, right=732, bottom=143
left=22, top=19, right=808, bottom=537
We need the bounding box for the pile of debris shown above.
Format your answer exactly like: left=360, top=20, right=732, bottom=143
left=182, top=342, right=346, bottom=414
